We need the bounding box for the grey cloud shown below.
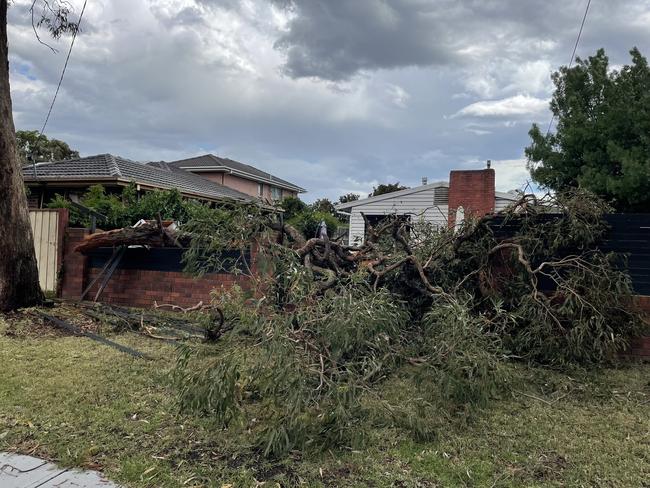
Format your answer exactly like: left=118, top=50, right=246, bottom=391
left=272, top=0, right=459, bottom=80
left=270, top=0, right=646, bottom=82
left=269, top=0, right=574, bottom=81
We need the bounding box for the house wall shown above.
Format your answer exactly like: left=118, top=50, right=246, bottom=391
left=347, top=186, right=449, bottom=244
left=26, top=183, right=134, bottom=209
left=225, top=173, right=261, bottom=197
left=495, top=196, right=515, bottom=212
left=200, top=172, right=260, bottom=196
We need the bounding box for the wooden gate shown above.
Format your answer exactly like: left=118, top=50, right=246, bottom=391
left=29, top=209, right=66, bottom=292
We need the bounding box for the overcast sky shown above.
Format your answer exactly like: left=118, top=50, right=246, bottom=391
left=8, top=0, right=650, bottom=202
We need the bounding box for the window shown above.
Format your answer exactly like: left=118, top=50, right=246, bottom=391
left=271, top=186, right=282, bottom=201
left=258, top=183, right=264, bottom=197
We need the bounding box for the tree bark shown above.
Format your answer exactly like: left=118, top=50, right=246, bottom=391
left=74, top=223, right=181, bottom=253
left=0, top=0, right=43, bottom=311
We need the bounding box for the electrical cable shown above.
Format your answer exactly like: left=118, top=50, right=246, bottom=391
left=545, top=0, right=592, bottom=136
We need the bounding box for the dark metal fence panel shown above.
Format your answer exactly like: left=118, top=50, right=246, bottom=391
left=87, top=247, right=250, bottom=274
left=486, top=213, right=650, bottom=295
left=601, top=214, right=650, bottom=295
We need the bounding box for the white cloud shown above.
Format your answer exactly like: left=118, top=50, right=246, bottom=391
left=490, top=158, right=533, bottom=192
left=385, top=83, right=410, bottom=108
left=455, top=95, right=549, bottom=118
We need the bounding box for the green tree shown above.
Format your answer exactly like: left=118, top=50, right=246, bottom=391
left=338, top=193, right=360, bottom=204
left=526, top=48, right=650, bottom=212
left=369, top=182, right=408, bottom=197
left=288, top=210, right=339, bottom=240
left=16, top=130, right=79, bottom=163
left=280, top=196, right=308, bottom=220
left=310, top=198, right=336, bottom=216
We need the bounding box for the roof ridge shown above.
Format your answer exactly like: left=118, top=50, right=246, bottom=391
left=335, top=181, right=449, bottom=209
left=165, top=153, right=213, bottom=166
left=103, top=154, right=122, bottom=177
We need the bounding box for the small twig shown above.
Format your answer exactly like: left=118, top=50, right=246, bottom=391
left=514, top=390, right=553, bottom=406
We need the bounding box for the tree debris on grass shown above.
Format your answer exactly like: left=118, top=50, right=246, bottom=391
left=34, top=310, right=151, bottom=359
left=2, top=300, right=218, bottom=353
left=69, top=301, right=215, bottom=342
left=173, top=190, right=646, bottom=457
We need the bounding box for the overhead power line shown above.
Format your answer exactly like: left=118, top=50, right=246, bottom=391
left=39, top=0, right=88, bottom=136
left=545, top=0, right=593, bottom=136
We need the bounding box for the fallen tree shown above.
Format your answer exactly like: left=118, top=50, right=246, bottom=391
left=75, top=219, right=182, bottom=253
left=168, top=191, right=645, bottom=456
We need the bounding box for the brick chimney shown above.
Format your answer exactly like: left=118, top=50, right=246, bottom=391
left=448, top=168, right=495, bottom=227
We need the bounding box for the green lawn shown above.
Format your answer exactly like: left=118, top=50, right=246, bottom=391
left=1, top=311, right=648, bottom=487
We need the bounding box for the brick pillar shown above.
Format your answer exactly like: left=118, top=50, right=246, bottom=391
left=448, top=169, right=495, bottom=227
left=55, top=209, right=69, bottom=296
left=59, top=228, right=90, bottom=300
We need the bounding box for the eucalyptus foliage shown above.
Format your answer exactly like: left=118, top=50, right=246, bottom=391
left=174, top=190, right=644, bottom=457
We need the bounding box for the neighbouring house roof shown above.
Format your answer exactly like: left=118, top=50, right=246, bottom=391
left=160, top=154, right=306, bottom=193
left=22, top=154, right=254, bottom=203
left=335, top=181, right=519, bottom=210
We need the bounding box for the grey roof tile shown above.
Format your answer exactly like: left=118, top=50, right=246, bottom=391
left=22, top=154, right=254, bottom=203
left=162, top=154, right=305, bottom=192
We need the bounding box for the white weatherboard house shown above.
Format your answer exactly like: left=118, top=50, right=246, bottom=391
left=335, top=168, right=518, bottom=245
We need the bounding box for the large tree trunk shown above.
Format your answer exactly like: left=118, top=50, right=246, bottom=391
left=0, top=0, right=43, bottom=311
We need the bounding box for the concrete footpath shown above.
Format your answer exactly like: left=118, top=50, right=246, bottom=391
left=0, top=452, right=122, bottom=487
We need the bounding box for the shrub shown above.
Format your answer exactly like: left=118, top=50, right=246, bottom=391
left=288, top=210, right=339, bottom=239
left=47, top=183, right=199, bottom=229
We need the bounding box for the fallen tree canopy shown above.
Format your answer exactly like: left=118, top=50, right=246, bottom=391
left=169, top=191, right=645, bottom=457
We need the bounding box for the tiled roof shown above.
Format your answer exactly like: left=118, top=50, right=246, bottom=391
left=162, top=154, right=306, bottom=192
left=22, top=154, right=253, bottom=202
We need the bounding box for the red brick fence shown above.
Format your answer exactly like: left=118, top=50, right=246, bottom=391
left=628, top=297, right=650, bottom=360
left=58, top=226, right=252, bottom=309
left=31, top=208, right=650, bottom=359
